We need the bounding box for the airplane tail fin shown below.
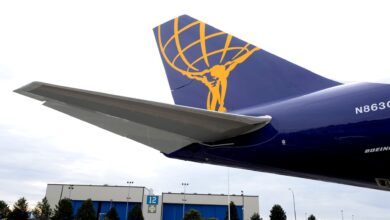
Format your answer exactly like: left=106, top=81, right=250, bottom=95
left=154, top=15, right=340, bottom=112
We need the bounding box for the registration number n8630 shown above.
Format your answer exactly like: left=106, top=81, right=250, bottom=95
left=355, top=101, right=390, bottom=115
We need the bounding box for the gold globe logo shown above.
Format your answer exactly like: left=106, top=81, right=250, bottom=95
left=157, top=17, right=260, bottom=112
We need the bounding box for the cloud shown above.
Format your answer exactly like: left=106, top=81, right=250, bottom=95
left=1, top=1, right=390, bottom=219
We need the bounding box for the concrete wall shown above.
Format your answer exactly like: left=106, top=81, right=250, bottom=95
left=142, top=195, right=162, bottom=220
left=46, top=184, right=144, bottom=209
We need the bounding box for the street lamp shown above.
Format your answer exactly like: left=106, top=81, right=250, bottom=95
left=182, top=182, right=189, bottom=219
left=227, top=168, right=231, bottom=220
left=288, top=188, right=297, bottom=220
left=68, top=185, right=74, bottom=200
left=241, top=190, right=245, bottom=217
left=125, top=181, right=134, bottom=220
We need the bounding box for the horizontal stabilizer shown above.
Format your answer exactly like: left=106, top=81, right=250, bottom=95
left=15, top=82, right=271, bottom=153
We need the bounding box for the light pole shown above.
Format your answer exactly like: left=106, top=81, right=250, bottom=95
left=305, top=212, right=307, bottom=220
left=241, top=190, right=245, bottom=219
left=227, top=168, right=231, bottom=220
left=341, top=210, right=344, bottom=220
left=288, top=188, right=297, bottom=220
left=68, top=185, right=74, bottom=200
left=182, top=182, right=189, bottom=219
left=125, top=181, right=134, bottom=220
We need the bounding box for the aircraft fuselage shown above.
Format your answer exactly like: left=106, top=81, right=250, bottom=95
left=167, top=82, right=390, bottom=190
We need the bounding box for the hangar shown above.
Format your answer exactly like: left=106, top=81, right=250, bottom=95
left=45, top=184, right=259, bottom=220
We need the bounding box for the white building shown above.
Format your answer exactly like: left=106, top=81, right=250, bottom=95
left=46, top=184, right=260, bottom=220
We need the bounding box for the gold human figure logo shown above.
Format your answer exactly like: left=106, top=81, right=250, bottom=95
left=189, top=49, right=259, bottom=112
left=157, top=17, right=260, bottom=112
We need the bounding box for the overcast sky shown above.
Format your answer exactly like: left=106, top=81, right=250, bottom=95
left=1, top=1, right=390, bottom=220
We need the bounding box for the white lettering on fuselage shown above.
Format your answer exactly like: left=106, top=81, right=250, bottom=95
left=355, top=101, right=390, bottom=115
left=364, top=146, right=390, bottom=154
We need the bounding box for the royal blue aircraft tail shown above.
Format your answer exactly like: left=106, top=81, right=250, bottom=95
left=154, top=15, right=340, bottom=112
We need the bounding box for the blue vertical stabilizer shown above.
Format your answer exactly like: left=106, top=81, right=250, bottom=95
left=154, top=15, right=340, bottom=112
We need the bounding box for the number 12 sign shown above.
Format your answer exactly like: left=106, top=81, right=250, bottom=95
left=146, top=195, right=159, bottom=205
